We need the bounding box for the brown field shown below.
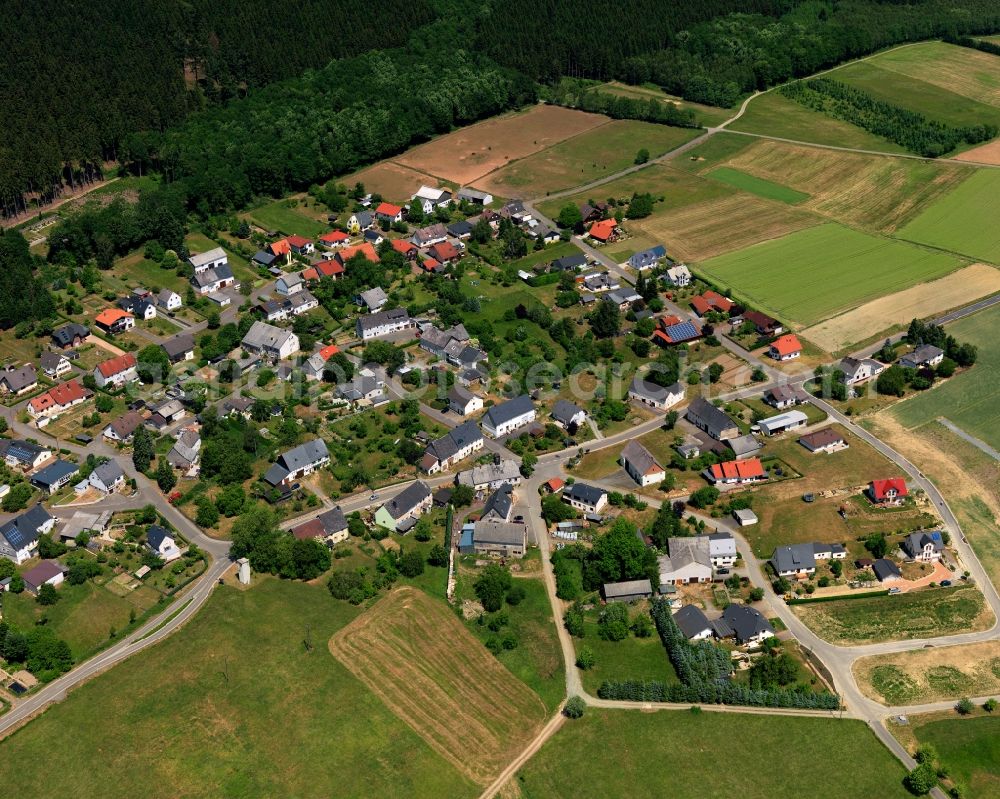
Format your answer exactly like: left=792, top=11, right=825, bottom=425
left=854, top=641, right=1000, bottom=706
left=953, top=138, right=1000, bottom=165
left=393, top=105, right=610, bottom=185
left=871, top=41, right=1000, bottom=108
left=799, top=264, right=1000, bottom=353
left=633, top=193, right=818, bottom=262
left=329, top=586, right=547, bottom=784
left=716, top=139, right=972, bottom=233
left=341, top=161, right=442, bottom=202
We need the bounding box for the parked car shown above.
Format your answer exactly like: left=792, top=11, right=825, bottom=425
left=940, top=579, right=952, bottom=587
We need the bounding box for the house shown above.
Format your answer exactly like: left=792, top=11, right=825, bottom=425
left=146, top=525, right=182, bottom=562
left=588, top=218, right=617, bottom=243
left=284, top=290, right=318, bottom=316
left=0, top=504, right=54, bottom=563
left=420, top=421, right=485, bottom=474
left=263, top=439, right=331, bottom=487
left=30, top=459, right=79, bottom=495
left=374, top=201, right=404, bottom=224
left=356, top=308, right=414, bottom=341
left=335, top=372, right=386, bottom=405
left=94, top=308, right=135, bottom=335
left=242, top=320, right=300, bottom=361
left=771, top=543, right=817, bottom=579
left=448, top=385, right=484, bottom=416
left=364, top=229, right=384, bottom=247
left=686, top=397, right=739, bottom=441
left=743, top=311, right=783, bottom=336
left=161, top=333, right=195, bottom=363
left=732, top=508, right=758, bottom=527
left=419, top=322, right=470, bottom=358
left=605, top=289, right=641, bottom=310
left=156, top=289, right=182, bottom=312
left=563, top=483, right=607, bottom=514
left=146, top=398, right=186, bottom=430
left=676, top=441, right=700, bottom=460
left=869, top=478, right=908, bottom=505
left=579, top=202, right=607, bottom=223
left=346, top=211, right=374, bottom=234
left=902, top=531, right=944, bottom=562
left=628, top=376, right=685, bottom=410
left=252, top=250, right=279, bottom=269
left=708, top=532, right=738, bottom=567
left=663, top=264, right=691, bottom=287
left=628, top=245, right=666, bottom=271
left=89, top=460, right=126, bottom=494
left=319, top=230, right=350, bottom=249
left=706, top=458, right=766, bottom=485
left=551, top=400, right=587, bottom=430
left=446, top=220, right=473, bottom=240
left=457, top=187, right=493, bottom=206
left=799, top=427, right=848, bottom=454
left=727, top=434, right=762, bottom=460
left=39, top=352, right=71, bottom=380
left=259, top=299, right=288, bottom=323
left=652, top=319, right=701, bottom=346
left=191, top=261, right=236, bottom=295
left=301, top=343, right=341, bottom=381
left=811, top=542, right=847, bottom=561
left=900, top=344, right=945, bottom=370
left=659, top=537, right=713, bottom=584
left=602, top=579, right=653, bottom=603
left=357, top=287, right=388, bottom=312
left=481, top=395, right=535, bottom=438
left=690, top=291, right=732, bottom=317
left=375, top=480, right=433, bottom=531
left=118, top=294, right=157, bottom=321
left=721, top=604, right=774, bottom=645
left=544, top=478, right=564, bottom=494
left=51, top=322, right=89, bottom=348
left=189, top=247, right=228, bottom=273
left=420, top=258, right=442, bottom=273
left=428, top=241, right=462, bottom=264
left=552, top=253, right=587, bottom=272
left=27, top=379, right=89, bottom=418
left=535, top=226, right=561, bottom=244
left=673, top=604, right=713, bottom=640
left=94, top=353, right=139, bottom=389
left=582, top=271, right=619, bottom=292
left=102, top=411, right=144, bottom=443
left=167, top=428, right=201, bottom=471
left=412, top=185, right=452, bottom=215
left=301, top=259, right=346, bottom=282
left=456, top=459, right=522, bottom=491
left=838, top=356, right=884, bottom=386
left=275, top=272, right=304, bottom=297
left=621, top=440, right=665, bottom=487
left=471, top=520, right=526, bottom=558
left=411, top=222, right=449, bottom=248
left=769, top=334, right=802, bottom=361
left=284, top=235, right=314, bottom=256
left=390, top=238, right=419, bottom=260
left=21, top=560, right=66, bottom=595
left=0, top=364, right=38, bottom=396
left=764, top=385, right=804, bottom=409
left=481, top=483, right=515, bottom=522
left=292, top=505, right=350, bottom=545
left=758, top=410, right=809, bottom=436
left=873, top=558, right=902, bottom=582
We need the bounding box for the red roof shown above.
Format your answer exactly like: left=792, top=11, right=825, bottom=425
left=429, top=241, right=461, bottom=262
left=703, top=290, right=733, bottom=312
left=319, top=230, right=349, bottom=244
left=97, top=352, right=137, bottom=378
left=291, top=519, right=325, bottom=540
left=870, top=478, right=908, bottom=501
left=588, top=218, right=616, bottom=242
left=690, top=296, right=712, bottom=316
left=269, top=239, right=291, bottom=256
left=546, top=478, right=564, bottom=492
left=286, top=235, right=311, bottom=249
left=770, top=334, right=801, bottom=357
left=95, top=308, right=133, bottom=327
left=29, top=379, right=87, bottom=414
left=709, top=458, right=765, bottom=482
left=391, top=238, right=418, bottom=255
left=658, top=315, right=682, bottom=329
left=318, top=344, right=340, bottom=361
left=375, top=202, right=402, bottom=217
left=302, top=259, right=346, bottom=281
left=421, top=258, right=441, bottom=272
left=336, top=243, right=379, bottom=265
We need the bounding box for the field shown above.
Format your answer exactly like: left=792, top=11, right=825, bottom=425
left=474, top=120, right=699, bottom=198
left=705, top=166, right=809, bottom=204
left=898, top=169, right=1000, bottom=264
left=889, top=303, right=1000, bottom=449
left=516, top=709, right=912, bottom=799
left=913, top=716, right=1000, bottom=798
left=0, top=580, right=477, bottom=799
left=791, top=585, right=993, bottom=645
left=697, top=223, right=964, bottom=327
left=340, top=161, right=441, bottom=202
left=329, top=586, right=547, bottom=785
left=854, top=641, right=1000, bottom=705
left=955, top=138, right=1000, bottom=165
left=245, top=200, right=329, bottom=238
left=597, top=81, right=734, bottom=127
left=393, top=105, right=609, bottom=185
left=799, top=263, right=1000, bottom=353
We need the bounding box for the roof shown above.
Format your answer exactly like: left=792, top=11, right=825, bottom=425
left=357, top=307, right=411, bottom=334
left=191, top=263, right=234, bottom=288
left=359, top=287, right=388, bottom=308
left=552, top=253, right=587, bottom=271
left=302, top=260, right=346, bottom=281
left=317, top=343, right=340, bottom=361
left=275, top=439, right=329, bottom=477
left=29, top=379, right=87, bottom=414
left=770, top=334, right=802, bottom=356
left=603, top=579, right=652, bottom=599
left=106, top=410, right=144, bottom=439
left=482, top=484, right=514, bottom=520
left=336, top=242, right=379, bottom=264
left=457, top=187, right=491, bottom=201
left=744, top=310, right=780, bottom=330
left=765, top=385, right=802, bottom=404
left=146, top=524, right=174, bottom=552
left=189, top=247, right=227, bottom=268
left=673, top=604, right=712, bottom=638
left=375, top=201, right=402, bottom=216
left=0, top=438, right=48, bottom=465
left=771, top=543, right=816, bottom=574
left=162, top=333, right=195, bottom=360
left=905, top=344, right=944, bottom=364
left=873, top=558, right=902, bottom=580
left=0, top=364, right=37, bottom=391
left=621, top=440, right=662, bottom=475
left=545, top=478, right=565, bottom=492
left=551, top=399, right=585, bottom=426
left=799, top=427, right=845, bottom=449
left=732, top=509, right=758, bottom=524
left=30, top=459, right=79, bottom=486
left=721, top=604, right=774, bottom=641
left=759, top=410, right=809, bottom=432
left=96, top=352, right=137, bottom=378
left=318, top=506, right=348, bottom=535
left=92, top=459, right=125, bottom=486
left=472, top=520, right=526, bottom=547
left=252, top=250, right=278, bottom=266
left=52, top=322, right=89, bottom=345
left=564, top=482, right=606, bottom=506
left=686, top=397, right=738, bottom=438
left=319, top=230, right=349, bottom=244
left=630, top=245, right=667, bottom=266
left=382, top=480, right=432, bottom=520
left=871, top=478, right=908, bottom=500
left=709, top=458, right=765, bottom=482
left=448, top=384, right=479, bottom=407
left=1, top=504, right=52, bottom=550
left=22, top=560, right=64, bottom=588
left=656, top=320, right=700, bottom=344
left=429, top=241, right=461, bottom=261
left=661, top=537, right=711, bottom=574
left=291, top=518, right=325, bottom=540
left=629, top=376, right=683, bottom=403
left=243, top=320, right=296, bottom=352
left=390, top=238, right=417, bottom=255
left=458, top=459, right=521, bottom=487
left=588, top=218, right=616, bottom=241
left=285, top=235, right=311, bottom=248
left=727, top=434, right=762, bottom=458
left=903, top=531, right=943, bottom=555
left=39, top=352, right=67, bottom=372
left=95, top=308, right=133, bottom=327
left=484, top=395, right=534, bottom=429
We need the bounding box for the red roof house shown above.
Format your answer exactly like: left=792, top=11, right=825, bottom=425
left=335, top=242, right=380, bottom=266
left=318, top=344, right=340, bottom=361
left=302, top=259, right=345, bottom=282
left=319, top=230, right=349, bottom=247
left=375, top=202, right=403, bottom=221
left=869, top=478, right=908, bottom=504
left=28, top=379, right=89, bottom=417
left=691, top=291, right=733, bottom=317
left=708, top=458, right=766, bottom=484
left=769, top=334, right=802, bottom=361
left=96, top=353, right=138, bottom=381
left=428, top=241, right=461, bottom=263
left=420, top=258, right=441, bottom=272
left=285, top=235, right=313, bottom=253
left=94, top=308, right=134, bottom=334
left=588, top=218, right=617, bottom=243
left=391, top=238, right=419, bottom=260
left=269, top=239, right=291, bottom=257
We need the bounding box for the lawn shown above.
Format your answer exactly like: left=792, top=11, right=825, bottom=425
left=517, top=709, right=912, bottom=799
left=245, top=199, right=329, bottom=238
left=697, top=223, right=965, bottom=326
left=106, top=249, right=191, bottom=295
left=914, top=716, right=1000, bottom=799
left=898, top=169, right=1000, bottom=264
left=0, top=579, right=477, bottom=799
left=889, top=303, right=1000, bottom=449
left=705, top=166, right=810, bottom=204
left=791, top=585, right=993, bottom=645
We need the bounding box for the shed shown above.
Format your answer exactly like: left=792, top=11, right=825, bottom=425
left=732, top=508, right=758, bottom=526
left=602, top=579, right=653, bottom=603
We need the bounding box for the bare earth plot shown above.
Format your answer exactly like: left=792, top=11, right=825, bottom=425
left=799, top=263, right=1000, bottom=353
left=393, top=104, right=609, bottom=185
left=342, top=161, right=442, bottom=202
left=329, top=586, right=547, bottom=785
left=954, top=138, right=1000, bottom=165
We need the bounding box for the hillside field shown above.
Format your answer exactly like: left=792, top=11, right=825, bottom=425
left=705, top=166, right=809, bottom=204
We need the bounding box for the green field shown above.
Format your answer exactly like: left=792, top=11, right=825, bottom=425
left=697, top=223, right=964, bottom=325
left=706, top=167, right=810, bottom=204
left=518, top=709, right=912, bottom=799
left=889, top=303, right=1000, bottom=449
left=914, top=716, right=1000, bottom=799
left=574, top=609, right=679, bottom=695
left=246, top=200, right=329, bottom=238
left=898, top=170, right=1000, bottom=264
left=0, top=580, right=476, bottom=799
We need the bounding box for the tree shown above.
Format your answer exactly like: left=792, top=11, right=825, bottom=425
left=215, top=484, right=247, bottom=517
left=2, top=483, right=32, bottom=513
left=451, top=484, right=474, bottom=507
left=37, top=583, right=59, bottom=605
left=542, top=493, right=578, bottom=524
left=903, top=761, right=937, bottom=795
left=427, top=544, right=448, bottom=567
left=576, top=646, right=595, bottom=669
left=563, top=604, right=585, bottom=637
left=589, top=300, right=620, bottom=338
left=864, top=532, right=888, bottom=559
left=474, top=564, right=512, bottom=612
left=984, top=698, right=997, bottom=712
left=748, top=587, right=765, bottom=602
left=631, top=612, right=653, bottom=638
left=207, top=309, right=221, bottom=329
left=155, top=458, right=176, bottom=492
left=399, top=550, right=425, bottom=578
left=38, top=533, right=67, bottom=559
left=634, top=148, right=650, bottom=164
left=136, top=344, right=171, bottom=384
left=689, top=486, right=719, bottom=509
left=506, top=582, right=526, bottom=606
left=291, top=537, right=331, bottom=580
left=956, top=697, right=975, bottom=715
left=363, top=340, right=405, bottom=375
left=520, top=452, right=537, bottom=477
left=598, top=602, right=630, bottom=641
left=627, top=192, right=654, bottom=218
left=564, top=696, right=586, bottom=718
left=195, top=496, right=220, bottom=528
left=707, top=362, right=724, bottom=383
left=132, top=426, right=154, bottom=473
left=876, top=365, right=907, bottom=397
left=557, top=203, right=583, bottom=230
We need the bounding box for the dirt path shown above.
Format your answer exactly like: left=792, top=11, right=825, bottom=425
left=4, top=176, right=119, bottom=231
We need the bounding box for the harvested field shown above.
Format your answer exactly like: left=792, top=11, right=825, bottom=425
left=393, top=105, right=609, bottom=185
left=329, top=586, right=547, bottom=784
left=342, top=161, right=441, bottom=202
left=953, top=138, right=1000, bottom=165
left=799, top=263, right=1000, bottom=352
left=854, top=641, right=1000, bottom=706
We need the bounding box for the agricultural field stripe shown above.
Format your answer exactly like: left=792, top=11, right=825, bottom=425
left=705, top=166, right=810, bottom=204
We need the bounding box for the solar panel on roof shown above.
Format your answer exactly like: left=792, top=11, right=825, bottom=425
left=664, top=321, right=699, bottom=341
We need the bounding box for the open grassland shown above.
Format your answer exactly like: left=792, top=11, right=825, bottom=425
left=792, top=585, right=992, bottom=645
left=598, top=81, right=734, bottom=127
left=339, top=161, right=441, bottom=202
left=854, top=641, right=1000, bottom=705
left=0, top=580, right=476, bottom=799
left=697, top=224, right=964, bottom=327
left=899, top=169, right=1000, bottom=264
left=705, top=166, right=809, bottom=204
left=245, top=200, right=329, bottom=238
left=672, top=133, right=755, bottom=172
left=889, top=303, right=1000, bottom=449
left=329, top=586, right=547, bottom=785
left=716, top=139, right=972, bottom=233
left=516, top=709, right=912, bottom=799
left=914, top=716, right=1000, bottom=799
left=475, top=120, right=698, bottom=198
left=799, top=263, right=1000, bottom=353
left=727, top=92, right=908, bottom=152
left=394, top=104, right=609, bottom=185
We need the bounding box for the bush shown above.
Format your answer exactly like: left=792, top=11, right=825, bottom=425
left=576, top=646, right=595, bottom=670
left=506, top=582, right=526, bottom=606
left=956, top=697, right=975, bottom=715
left=564, top=696, right=586, bottom=719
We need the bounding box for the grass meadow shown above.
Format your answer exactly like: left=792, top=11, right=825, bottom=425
left=914, top=716, right=1000, bottom=798
left=706, top=166, right=810, bottom=204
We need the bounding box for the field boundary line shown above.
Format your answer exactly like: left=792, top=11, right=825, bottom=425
left=936, top=417, right=1000, bottom=462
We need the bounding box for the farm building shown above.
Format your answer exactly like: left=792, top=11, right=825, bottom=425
left=758, top=410, right=808, bottom=436
left=602, top=579, right=653, bottom=603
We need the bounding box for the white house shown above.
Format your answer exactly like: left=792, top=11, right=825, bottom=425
left=758, top=410, right=809, bottom=436
left=146, top=525, right=182, bottom=562
left=412, top=185, right=453, bottom=215
left=659, top=537, right=712, bottom=585
left=0, top=504, right=53, bottom=564
left=356, top=308, right=414, bottom=341
left=275, top=272, right=304, bottom=297
left=189, top=247, right=228, bottom=274
left=673, top=605, right=713, bottom=640
left=628, top=376, right=685, bottom=410
left=902, top=531, right=944, bottom=562
left=93, top=353, right=139, bottom=389
left=420, top=421, right=484, bottom=474
left=89, top=460, right=126, bottom=494
left=157, top=289, right=182, bottom=311
left=900, top=344, right=945, bottom=370
left=242, top=321, right=300, bottom=361
left=551, top=400, right=587, bottom=430
left=620, top=440, right=665, bottom=487
left=263, top=439, right=330, bottom=487
left=39, top=352, right=72, bottom=380
left=838, top=356, right=884, bottom=386
left=481, top=395, right=535, bottom=438
left=562, top=483, right=607, bottom=514
left=708, top=532, right=738, bottom=567
left=448, top=385, right=484, bottom=416
left=663, top=264, right=691, bottom=288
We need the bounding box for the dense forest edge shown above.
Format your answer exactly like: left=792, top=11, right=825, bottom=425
left=2, top=0, right=1000, bottom=220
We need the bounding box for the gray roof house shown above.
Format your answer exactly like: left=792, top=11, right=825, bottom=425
left=358, top=287, right=389, bottom=312
left=620, top=440, right=665, bottom=487
left=771, top=543, right=817, bottom=578
left=457, top=459, right=522, bottom=491
left=721, top=604, right=774, bottom=644
left=551, top=400, right=586, bottom=429
left=673, top=604, right=713, bottom=639
left=873, top=558, right=902, bottom=582
left=562, top=482, right=607, bottom=514
left=481, top=483, right=515, bottom=522
left=0, top=364, right=38, bottom=395
left=900, top=344, right=945, bottom=369
left=89, top=460, right=126, bottom=493
left=602, top=579, right=653, bottom=603
left=263, top=439, right=330, bottom=486
left=471, top=520, right=527, bottom=558
left=0, top=503, right=53, bottom=563
left=628, top=376, right=685, bottom=410
left=30, top=459, right=80, bottom=494
left=481, top=395, right=535, bottom=438
left=685, top=397, right=740, bottom=440
left=161, top=333, right=195, bottom=363
left=167, top=428, right=202, bottom=470
left=377, top=480, right=433, bottom=528
left=902, top=531, right=944, bottom=561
